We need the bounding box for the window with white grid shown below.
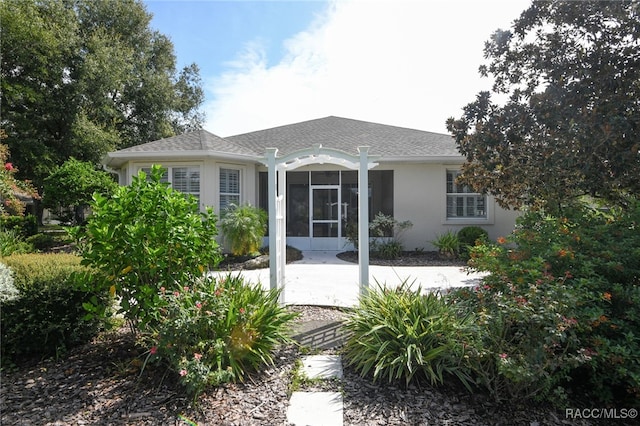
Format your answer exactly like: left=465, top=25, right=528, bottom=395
left=446, top=170, right=486, bottom=219
left=220, top=168, right=240, bottom=211
left=139, top=166, right=200, bottom=202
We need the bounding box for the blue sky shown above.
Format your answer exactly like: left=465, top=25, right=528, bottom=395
left=144, top=0, right=531, bottom=137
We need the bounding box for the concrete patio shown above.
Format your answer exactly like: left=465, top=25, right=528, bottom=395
left=211, top=251, right=486, bottom=308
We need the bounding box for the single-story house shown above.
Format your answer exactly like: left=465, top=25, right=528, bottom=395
left=103, top=116, right=519, bottom=253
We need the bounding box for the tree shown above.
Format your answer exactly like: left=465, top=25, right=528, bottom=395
left=446, top=0, right=640, bottom=211
left=0, top=140, right=39, bottom=217
left=0, top=0, right=204, bottom=193
left=42, top=158, right=116, bottom=224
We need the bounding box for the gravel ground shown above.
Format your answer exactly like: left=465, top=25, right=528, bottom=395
left=1, top=305, right=610, bottom=426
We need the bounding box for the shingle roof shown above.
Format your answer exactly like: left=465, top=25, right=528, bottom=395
left=115, top=129, right=256, bottom=156
left=226, top=116, right=460, bottom=159
left=105, top=117, right=461, bottom=167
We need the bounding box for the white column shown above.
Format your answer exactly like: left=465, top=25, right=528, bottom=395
left=358, top=146, right=370, bottom=295
left=277, top=165, right=287, bottom=304
left=266, top=149, right=279, bottom=292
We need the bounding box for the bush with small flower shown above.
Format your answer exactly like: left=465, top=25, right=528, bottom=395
left=449, top=202, right=640, bottom=407
left=143, top=273, right=297, bottom=398
left=72, top=165, right=223, bottom=331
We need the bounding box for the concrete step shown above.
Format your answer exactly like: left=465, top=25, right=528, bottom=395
left=287, top=392, right=343, bottom=426
left=300, top=355, right=343, bottom=380
left=287, top=355, right=344, bottom=425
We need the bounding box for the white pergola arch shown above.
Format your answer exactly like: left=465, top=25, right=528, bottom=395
left=264, top=144, right=379, bottom=303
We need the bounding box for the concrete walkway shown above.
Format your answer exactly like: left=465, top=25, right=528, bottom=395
left=212, top=251, right=486, bottom=308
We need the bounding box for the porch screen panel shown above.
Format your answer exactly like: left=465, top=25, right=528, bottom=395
left=220, top=168, right=240, bottom=211
left=341, top=170, right=393, bottom=237
left=286, top=171, right=309, bottom=237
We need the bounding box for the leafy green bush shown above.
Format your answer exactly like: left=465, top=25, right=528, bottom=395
left=0, top=254, right=109, bottom=362
left=457, top=226, right=488, bottom=259
left=25, top=233, right=56, bottom=251
left=42, top=158, right=117, bottom=225
left=457, top=204, right=640, bottom=406
left=144, top=273, right=297, bottom=397
left=0, top=229, right=33, bottom=256
left=431, top=230, right=459, bottom=258
left=0, top=262, right=19, bottom=302
left=376, top=240, right=403, bottom=259
left=220, top=203, right=267, bottom=256
left=72, top=165, right=223, bottom=330
left=342, top=281, right=473, bottom=388
left=0, top=214, right=37, bottom=237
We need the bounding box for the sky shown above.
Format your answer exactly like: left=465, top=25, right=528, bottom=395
left=144, top=0, right=532, bottom=137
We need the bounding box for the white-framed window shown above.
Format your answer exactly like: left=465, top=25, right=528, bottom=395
left=220, top=168, right=240, bottom=211
left=139, top=166, right=200, bottom=202
left=446, top=170, right=486, bottom=219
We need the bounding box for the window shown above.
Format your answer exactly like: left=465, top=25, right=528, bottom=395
left=172, top=167, right=200, bottom=201
left=446, top=170, right=486, bottom=219
left=220, top=168, right=240, bottom=211
left=140, top=166, right=199, bottom=202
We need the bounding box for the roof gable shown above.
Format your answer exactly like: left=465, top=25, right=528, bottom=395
left=226, top=116, right=460, bottom=158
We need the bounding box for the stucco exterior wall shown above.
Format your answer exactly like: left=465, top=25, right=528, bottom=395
left=115, top=158, right=519, bottom=252
left=120, top=158, right=257, bottom=216
left=391, top=162, right=520, bottom=251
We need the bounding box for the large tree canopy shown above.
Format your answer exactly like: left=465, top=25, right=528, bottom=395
left=0, top=0, right=204, bottom=189
left=446, top=0, right=640, bottom=211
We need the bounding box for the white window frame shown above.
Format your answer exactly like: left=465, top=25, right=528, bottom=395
left=137, top=164, right=201, bottom=202
left=219, top=166, right=241, bottom=212
left=445, top=169, right=489, bottom=222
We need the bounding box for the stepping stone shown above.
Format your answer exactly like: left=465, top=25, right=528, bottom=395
left=287, top=392, right=343, bottom=426
left=301, top=355, right=343, bottom=380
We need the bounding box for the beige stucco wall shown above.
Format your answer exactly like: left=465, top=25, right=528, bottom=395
left=116, top=158, right=519, bottom=251
left=390, top=162, right=520, bottom=251
left=120, top=158, right=257, bottom=217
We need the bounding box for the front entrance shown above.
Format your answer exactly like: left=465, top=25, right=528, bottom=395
left=310, top=185, right=341, bottom=250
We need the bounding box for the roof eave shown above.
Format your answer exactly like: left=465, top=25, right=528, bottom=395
left=103, top=150, right=262, bottom=169
left=379, top=155, right=464, bottom=164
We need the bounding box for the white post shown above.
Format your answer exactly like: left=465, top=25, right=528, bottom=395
left=358, top=146, right=370, bottom=295
left=266, top=149, right=279, bottom=292
left=277, top=165, right=287, bottom=304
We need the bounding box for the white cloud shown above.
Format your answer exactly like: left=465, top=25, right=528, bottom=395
left=203, top=0, right=530, bottom=137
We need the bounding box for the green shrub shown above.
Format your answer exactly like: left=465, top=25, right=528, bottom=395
left=376, top=240, right=403, bottom=259
left=459, top=204, right=640, bottom=406
left=220, top=203, right=267, bottom=256
left=0, top=254, right=109, bottom=362
left=72, top=165, right=223, bottom=330
left=25, top=233, right=56, bottom=251
left=0, top=214, right=38, bottom=237
left=431, top=230, right=459, bottom=258
left=144, top=273, right=297, bottom=398
left=0, top=229, right=33, bottom=256
left=342, top=281, right=473, bottom=388
left=457, top=226, right=488, bottom=259
left=0, top=262, right=19, bottom=302
left=448, top=271, right=584, bottom=404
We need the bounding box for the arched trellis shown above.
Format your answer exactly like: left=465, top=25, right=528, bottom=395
left=263, top=144, right=379, bottom=303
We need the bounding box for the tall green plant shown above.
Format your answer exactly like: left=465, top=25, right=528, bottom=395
left=72, top=165, right=222, bottom=330
left=144, top=273, right=297, bottom=398
left=220, top=203, right=267, bottom=256
left=342, top=281, right=473, bottom=388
